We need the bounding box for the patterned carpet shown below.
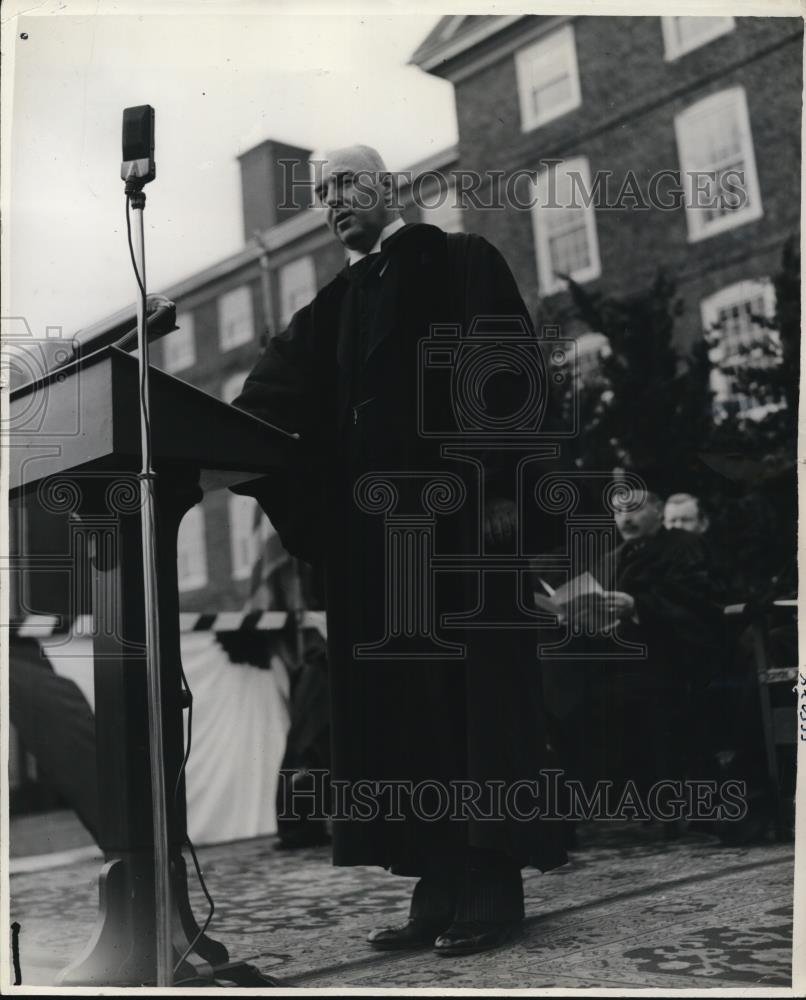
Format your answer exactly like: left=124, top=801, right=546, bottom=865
left=8, top=822, right=794, bottom=989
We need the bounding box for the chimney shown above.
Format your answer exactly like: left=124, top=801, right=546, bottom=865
left=237, top=139, right=314, bottom=241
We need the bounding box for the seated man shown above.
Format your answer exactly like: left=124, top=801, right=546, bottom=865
left=564, top=487, right=725, bottom=804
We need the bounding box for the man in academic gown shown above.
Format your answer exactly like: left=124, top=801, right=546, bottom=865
left=232, top=145, right=566, bottom=956
left=569, top=488, right=725, bottom=801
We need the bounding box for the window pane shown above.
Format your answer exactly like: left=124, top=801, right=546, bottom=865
left=229, top=494, right=267, bottom=581
left=676, top=88, right=761, bottom=240
left=177, top=506, right=207, bottom=591
left=218, top=286, right=254, bottom=350
left=222, top=370, right=249, bottom=404
left=516, top=25, right=580, bottom=131
left=533, top=75, right=573, bottom=118
left=701, top=280, right=779, bottom=418
left=664, top=16, right=735, bottom=58
left=532, top=157, right=600, bottom=294
left=163, top=313, right=195, bottom=373
left=549, top=224, right=591, bottom=276
left=279, top=257, right=316, bottom=328
left=420, top=184, right=464, bottom=232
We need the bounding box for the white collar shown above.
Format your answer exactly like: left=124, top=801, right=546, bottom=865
left=346, top=217, right=406, bottom=265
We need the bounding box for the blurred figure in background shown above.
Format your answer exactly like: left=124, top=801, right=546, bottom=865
left=664, top=492, right=710, bottom=535
left=545, top=486, right=725, bottom=836
left=594, top=488, right=725, bottom=798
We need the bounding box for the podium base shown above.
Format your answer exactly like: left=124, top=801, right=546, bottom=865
left=176, top=961, right=281, bottom=988
left=58, top=850, right=279, bottom=987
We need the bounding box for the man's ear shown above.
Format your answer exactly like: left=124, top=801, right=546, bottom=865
left=381, top=171, right=400, bottom=210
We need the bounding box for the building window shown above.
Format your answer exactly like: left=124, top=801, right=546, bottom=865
left=228, top=494, right=269, bottom=581
left=531, top=157, right=601, bottom=296
left=218, top=286, right=254, bottom=350
left=661, top=16, right=735, bottom=60
left=279, top=256, right=316, bottom=328
left=161, top=312, right=196, bottom=373
left=515, top=25, right=581, bottom=132
left=419, top=183, right=464, bottom=233
left=221, top=369, right=249, bottom=405
left=674, top=87, right=762, bottom=242
left=177, top=505, right=207, bottom=591
left=701, top=279, right=779, bottom=420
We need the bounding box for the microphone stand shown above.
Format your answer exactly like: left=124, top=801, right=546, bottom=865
left=126, top=181, right=173, bottom=988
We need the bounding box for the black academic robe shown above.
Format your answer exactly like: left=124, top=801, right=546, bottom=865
left=233, top=224, right=565, bottom=874
left=560, top=528, right=725, bottom=793
left=599, top=527, right=725, bottom=681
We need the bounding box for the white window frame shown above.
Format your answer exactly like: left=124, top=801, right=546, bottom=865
left=674, top=87, right=763, bottom=243
left=701, top=278, right=779, bottom=420
left=177, top=505, right=208, bottom=592
left=531, top=156, right=602, bottom=296
left=228, top=494, right=269, bottom=581
left=221, top=369, right=249, bottom=405
left=161, top=312, right=196, bottom=373
left=218, top=285, right=254, bottom=350
left=661, top=16, right=735, bottom=60
left=279, top=256, right=316, bottom=328
left=515, top=24, right=582, bottom=133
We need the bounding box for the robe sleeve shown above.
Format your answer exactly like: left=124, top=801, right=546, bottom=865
left=621, top=532, right=726, bottom=676
left=229, top=300, right=329, bottom=565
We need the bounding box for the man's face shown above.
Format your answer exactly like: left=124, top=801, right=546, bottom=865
left=315, top=156, right=392, bottom=253
left=614, top=491, right=663, bottom=541
left=664, top=498, right=707, bottom=534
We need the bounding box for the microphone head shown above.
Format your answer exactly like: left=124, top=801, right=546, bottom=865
left=121, top=105, right=155, bottom=186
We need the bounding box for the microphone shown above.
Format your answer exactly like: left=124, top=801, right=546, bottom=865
left=121, top=105, right=156, bottom=189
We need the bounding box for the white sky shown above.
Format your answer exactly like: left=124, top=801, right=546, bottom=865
left=5, top=5, right=455, bottom=338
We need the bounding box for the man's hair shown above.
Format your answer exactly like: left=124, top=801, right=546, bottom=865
left=313, top=144, right=389, bottom=181
left=311, top=144, right=395, bottom=207
left=665, top=492, right=704, bottom=516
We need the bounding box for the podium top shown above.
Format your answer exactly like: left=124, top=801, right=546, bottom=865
left=7, top=346, right=296, bottom=496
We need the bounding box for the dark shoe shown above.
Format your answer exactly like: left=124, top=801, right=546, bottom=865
left=367, top=917, right=449, bottom=951
left=433, top=920, right=521, bottom=957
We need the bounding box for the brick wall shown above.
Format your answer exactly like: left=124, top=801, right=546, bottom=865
left=449, top=15, right=802, bottom=345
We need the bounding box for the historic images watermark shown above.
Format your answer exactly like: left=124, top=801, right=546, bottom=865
left=278, top=770, right=748, bottom=824
left=282, top=161, right=751, bottom=215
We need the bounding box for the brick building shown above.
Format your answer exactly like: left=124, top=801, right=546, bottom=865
left=15, top=14, right=801, bottom=619
left=411, top=13, right=802, bottom=381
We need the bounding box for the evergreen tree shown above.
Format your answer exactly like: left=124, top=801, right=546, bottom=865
left=540, top=239, right=799, bottom=599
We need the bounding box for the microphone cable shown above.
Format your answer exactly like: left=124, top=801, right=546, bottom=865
left=172, top=653, right=216, bottom=976
left=125, top=192, right=216, bottom=978
left=124, top=193, right=153, bottom=478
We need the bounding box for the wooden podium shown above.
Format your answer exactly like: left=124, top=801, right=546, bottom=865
left=8, top=346, right=292, bottom=986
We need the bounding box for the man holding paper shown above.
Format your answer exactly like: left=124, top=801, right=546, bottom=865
left=545, top=487, right=723, bottom=807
